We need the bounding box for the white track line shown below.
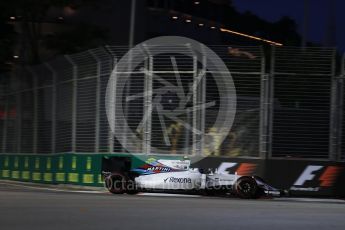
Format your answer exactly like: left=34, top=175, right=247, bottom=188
left=2, top=181, right=344, bottom=202
left=0, top=181, right=105, bottom=194
left=138, top=193, right=202, bottom=198
left=0, top=181, right=201, bottom=197
left=274, top=197, right=345, bottom=203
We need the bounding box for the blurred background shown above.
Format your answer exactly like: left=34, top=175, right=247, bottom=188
left=0, top=0, right=343, bottom=70
left=0, top=0, right=344, bottom=196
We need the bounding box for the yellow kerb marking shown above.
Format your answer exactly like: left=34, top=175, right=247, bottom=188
left=4, top=157, right=9, bottom=168
left=14, top=157, right=19, bottom=169
left=22, top=171, right=30, bottom=180
left=56, top=173, right=65, bottom=182
left=71, top=157, right=77, bottom=170
left=35, top=157, right=40, bottom=169
left=32, top=172, right=41, bottom=181
left=83, top=174, right=94, bottom=184
left=68, top=173, right=79, bottom=182
left=24, top=157, right=29, bottom=169
left=12, top=171, right=20, bottom=179
left=44, top=173, right=53, bottom=182
left=58, top=157, right=63, bottom=169
left=46, top=157, right=51, bottom=170
left=86, top=157, right=92, bottom=171
left=2, top=170, right=10, bottom=178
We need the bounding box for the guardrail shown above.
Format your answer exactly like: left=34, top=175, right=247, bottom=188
left=0, top=153, right=186, bottom=186
left=0, top=153, right=104, bottom=186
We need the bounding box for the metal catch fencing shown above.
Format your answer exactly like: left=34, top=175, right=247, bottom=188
left=0, top=45, right=344, bottom=161
left=340, top=53, right=345, bottom=161
left=270, top=47, right=336, bottom=159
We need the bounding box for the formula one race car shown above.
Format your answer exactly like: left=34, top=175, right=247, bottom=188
left=102, top=156, right=282, bottom=199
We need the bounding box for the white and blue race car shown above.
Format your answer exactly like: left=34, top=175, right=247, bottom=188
left=102, top=157, right=282, bottom=199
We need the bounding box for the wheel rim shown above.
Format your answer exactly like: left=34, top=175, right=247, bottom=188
left=239, top=182, right=252, bottom=194
left=237, top=179, right=256, bottom=198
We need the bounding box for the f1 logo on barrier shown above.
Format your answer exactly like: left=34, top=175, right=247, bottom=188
left=217, top=162, right=257, bottom=175
left=291, top=165, right=343, bottom=192
left=293, top=165, right=323, bottom=186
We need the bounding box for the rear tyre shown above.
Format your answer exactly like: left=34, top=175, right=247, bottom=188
left=234, top=176, right=258, bottom=199
left=105, top=173, right=127, bottom=194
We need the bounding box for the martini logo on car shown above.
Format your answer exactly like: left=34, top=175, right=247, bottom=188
left=132, top=159, right=183, bottom=175
left=290, top=165, right=343, bottom=191
left=164, top=177, right=192, bottom=183
left=147, top=167, right=171, bottom=172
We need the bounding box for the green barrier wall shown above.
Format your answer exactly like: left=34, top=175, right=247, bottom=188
left=0, top=153, right=183, bottom=187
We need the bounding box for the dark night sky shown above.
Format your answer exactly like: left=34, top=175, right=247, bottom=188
left=232, top=0, right=345, bottom=53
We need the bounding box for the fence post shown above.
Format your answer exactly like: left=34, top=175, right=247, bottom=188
left=45, top=63, right=57, bottom=154
left=191, top=52, right=207, bottom=157
left=340, top=54, right=345, bottom=160
left=192, top=55, right=198, bottom=155
left=268, top=46, right=276, bottom=158
left=329, top=49, right=338, bottom=160
left=104, top=46, right=118, bottom=153
left=2, top=95, right=8, bottom=153
left=334, top=53, right=345, bottom=161
left=65, top=55, right=77, bottom=153
left=199, top=52, right=206, bottom=156
left=144, top=56, right=153, bottom=154
left=27, top=67, right=38, bottom=153
left=15, top=73, right=22, bottom=153
left=141, top=58, right=148, bottom=153
left=141, top=44, right=152, bottom=155
left=259, top=46, right=269, bottom=159
left=89, top=50, right=101, bottom=153
left=109, top=57, right=117, bottom=153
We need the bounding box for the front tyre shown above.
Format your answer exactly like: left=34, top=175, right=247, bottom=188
left=234, top=176, right=258, bottom=199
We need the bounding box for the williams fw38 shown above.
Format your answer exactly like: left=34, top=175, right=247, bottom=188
left=102, top=157, right=282, bottom=199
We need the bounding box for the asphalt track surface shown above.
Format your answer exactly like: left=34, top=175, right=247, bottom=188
left=0, top=181, right=345, bottom=230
